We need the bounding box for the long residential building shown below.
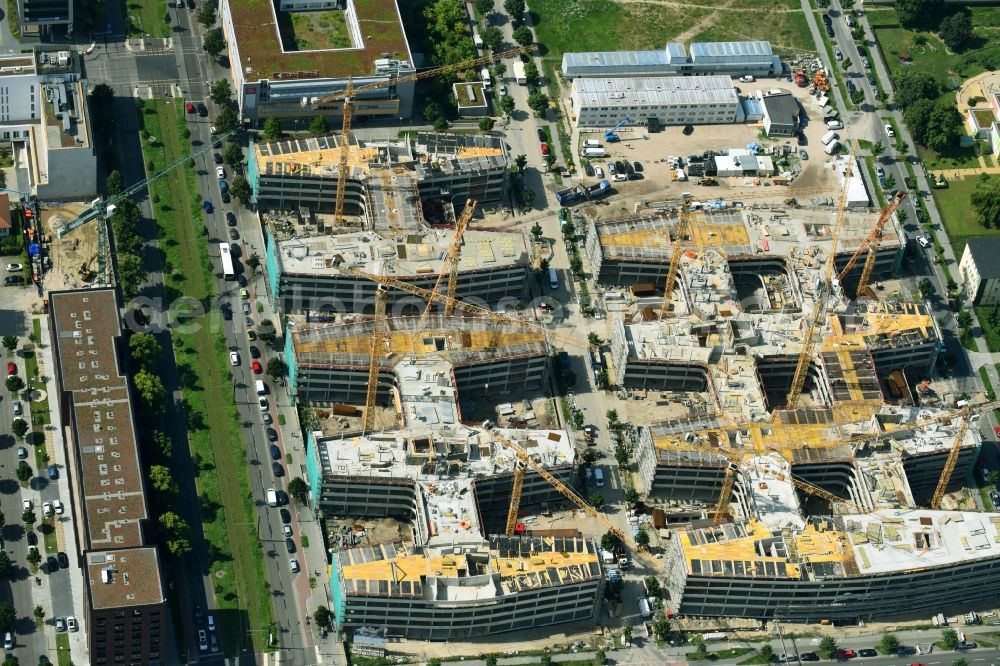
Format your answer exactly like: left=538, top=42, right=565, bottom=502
left=48, top=288, right=167, bottom=666
left=569, top=75, right=741, bottom=128
left=219, top=0, right=416, bottom=124
left=247, top=132, right=509, bottom=217
left=562, top=40, right=781, bottom=79
left=265, top=226, right=530, bottom=317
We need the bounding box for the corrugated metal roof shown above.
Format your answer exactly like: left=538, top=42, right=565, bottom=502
left=690, top=41, right=773, bottom=59
left=573, top=75, right=738, bottom=107
left=562, top=49, right=668, bottom=71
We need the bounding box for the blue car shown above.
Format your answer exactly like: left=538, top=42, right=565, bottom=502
left=47, top=465, right=58, bottom=480
left=203, top=200, right=213, bottom=213
left=219, top=179, right=229, bottom=193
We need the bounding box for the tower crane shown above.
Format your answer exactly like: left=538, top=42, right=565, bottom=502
left=57, top=129, right=237, bottom=237
left=783, top=142, right=858, bottom=410
left=315, top=46, right=535, bottom=225
left=659, top=207, right=694, bottom=320
left=486, top=427, right=659, bottom=567
left=363, top=285, right=390, bottom=433
left=417, top=199, right=477, bottom=332
left=836, top=191, right=906, bottom=297
left=931, top=407, right=973, bottom=508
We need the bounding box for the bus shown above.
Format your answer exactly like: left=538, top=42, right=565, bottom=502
left=219, top=243, right=235, bottom=280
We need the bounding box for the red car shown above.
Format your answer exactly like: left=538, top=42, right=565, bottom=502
left=6, top=362, right=15, bottom=375
left=252, top=360, right=263, bottom=375
left=185, top=102, right=195, bottom=113
left=835, top=650, right=856, bottom=660
left=540, top=142, right=549, bottom=155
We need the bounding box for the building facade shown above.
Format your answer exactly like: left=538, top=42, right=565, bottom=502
left=16, top=0, right=72, bottom=38
left=960, top=238, right=1000, bottom=306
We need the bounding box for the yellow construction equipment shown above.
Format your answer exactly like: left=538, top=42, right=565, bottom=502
left=486, top=427, right=659, bottom=567
left=659, top=208, right=694, bottom=319
left=418, top=199, right=477, bottom=330
left=363, top=285, right=389, bottom=433
left=505, top=463, right=526, bottom=535
left=836, top=191, right=906, bottom=296
left=931, top=407, right=973, bottom=508
left=783, top=142, right=858, bottom=410
left=318, top=46, right=534, bottom=226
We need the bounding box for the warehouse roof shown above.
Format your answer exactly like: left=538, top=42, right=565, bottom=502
left=762, top=93, right=800, bottom=127
left=571, top=75, right=738, bottom=108
left=964, top=237, right=1000, bottom=280
left=690, top=41, right=774, bottom=61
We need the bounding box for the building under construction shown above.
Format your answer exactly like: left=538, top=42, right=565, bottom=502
left=265, top=225, right=530, bottom=316
left=247, top=132, right=509, bottom=222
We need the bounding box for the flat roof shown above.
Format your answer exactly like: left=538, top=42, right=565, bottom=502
left=230, top=0, right=412, bottom=81
left=275, top=228, right=529, bottom=278
left=690, top=41, right=774, bottom=60
left=572, top=75, right=738, bottom=108
left=49, top=289, right=149, bottom=550
left=85, top=548, right=165, bottom=610
left=965, top=237, right=1000, bottom=280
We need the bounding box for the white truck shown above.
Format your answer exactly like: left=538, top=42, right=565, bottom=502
left=480, top=68, right=492, bottom=89
left=512, top=60, right=528, bottom=85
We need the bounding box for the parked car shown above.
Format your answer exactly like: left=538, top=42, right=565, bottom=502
left=282, top=524, right=293, bottom=537
left=279, top=508, right=292, bottom=524
left=285, top=537, right=296, bottom=553
left=799, top=149, right=809, bottom=160
left=289, top=558, right=300, bottom=573
left=5, top=263, right=22, bottom=272
left=956, top=642, right=977, bottom=651
left=55, top=618, right=66, bottom=632
left=835, top=649, right=857, bottom=660
left=800, top=652, right=820, bottom=661
left=42, top=502, right=53, bottom=517
left=47, top=465, right=58, bottom=480
left=857, top=649, right=878, bottom=658
left=185, top=102, right=195, bottom=114
left=213, top=152, right=223, bottom=164
left=4, top=275, right=24, bottom=285
left=53, top=500, right=64, bottom=515
left=203, top=200, right=213, bottom=214
left=536, top=128, right=547, bottom=142
left=229, top=351, right=240, bottom=366
left=540, top=142, right=549, bottom=155
left=66, top=617, right=78, bottom=632
left=12, top=401, right=21, bottom=416
left=228, top=228, right=239, bottom=241
left=270, top=444, right=281, bottom=460
left=57, top=552, right=69, bottom=568
left=17, top=447, right=28, bottom=460
left=272, top=462, right=284, bottom=477
left=258, top=397, right=268, bottom=411
left=267, top=428, right=279, bottom=442
left=216, top=166, right=226, bottom=179
left=197, top=103, right=208, bottom=117
left=7, top=361, right=16, bottom=375
left=26, top=532, right=37, bottom=546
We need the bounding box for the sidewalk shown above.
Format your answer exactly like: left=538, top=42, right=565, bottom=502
left=34, top=315, right=89, bottom=666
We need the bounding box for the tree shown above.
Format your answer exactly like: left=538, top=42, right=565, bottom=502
left=262, top=118, right=283, bottom=142
left=600, top=531, right=619, bottom=552
left=957, top=310, right=973, bottom=332
left=527, top=90, right=549, bottom=118
left=433, top=116, right=449, bottom=131
left=871, top=141, right=884, bottom=158
left=606, top=409, right=619, bottom=424
left=759, top=644, right=775, bottom=662
left=210, top=79, right=233, bottom=106
left=22, top=509, right=35, bottom=526
left=117, top=253, right=147, bottom=301
left=918, top=277, right=935, bottom=299
left=16, top=461, right=31, bottom=483
left=5, top=374, right=23, bottom=396
left=424, top=0, right=476, bottom=67
left=313, top=606, right=334, bottom=630
left=884, top=174, right=896, bottom=190
left=224, top=143, right=244, bottom=172
left=878, top=633, right=900, bottom=654
left=540, top=654, right=554, bottom=666
left=33, top=605, right=43, bottom=626
left=479, top=117, right=495, bottom=133
left=972, top=177, right=1000, bottom=229
left=149, top=465, right=178, bottom=495
left=215, top=106, right=239, bottom=134
left=595, top=649, right=607, bottom=665
left=11, top=418, right=27, bottom=440
left=652, top=614, right=671, bottom=641
left=938, top=12, right=973, bottom=51
left=513, top=25, right=533, bottom=46
left=230, top=176, right=252, bottom=203
left=903, top=98, right=936, bottom=144
left=953, top=660, right=968, bottom=666
left=0, top=552, right=10, bottom=578
left=615, top=446, right=630, bottom=467
left=587, top=332, right=601, bottom=347
left=942, top=629, right=960, bottom=650
left=106, top=170, right=124, bottom=196
left=514, top=154, right=528, bottom=171
left=895, top=0, right=940, bottom=29
left=924, top=103, right=963, bottom=153
left=26, top=547, right=39, bottom=568
left=523, top=58, right=540, bottom=86
left=644, top=575, right=661, bottom=597
left=267, top=358, right=288, bottom=381
left=475, top=0, right=493, bottom=15
left=197, top=2, right=216, bottom=26
left=588, top=492, right=604, bottom=508
left=134, top=369, right=166, bottom=411
left=247, top=253, right=261, bottom=273
left=635, top=527, right=650, bottom=549
left=288, top=477, right=309, bottom=505
left=500, top=95, right=515, bottom=116
left=624, top=485, right=640, bottom=505
left=129, top=332, right=160, bottom=369
left=503, top=0, right=525, bottom=20
left=0, top=512, right=5, bottom=531
left=422, top=102, right=442, bottom=123
left=483, top=26, right=503, bottom=50
left=308, top=116, right=329, bottom=137
left=818, top=636, right=839, bottom=659
left=159, top=512, right=192, bottom=556
left=203, top=28, right=225, bottom=59
left=1, top=335, right=16, bottom=355
left=485, top=656, right=499, bottom=666
left=596, top=369, right=609, bottom=387
left=692, top=639, right=710, bottom=660
left=91, top=82, right=114, bottom=111
left=894, top=71, right=940, bottom=108
left=0, top=603, right=14, bottom=632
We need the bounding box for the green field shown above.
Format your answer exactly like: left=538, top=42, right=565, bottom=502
left=693, top=6, right=812, bottom=55
left=124, top=0, right=172, bottom=38
left=138, top=99, right=274, bottom=656
left=930, top=176, right=998, bottom=258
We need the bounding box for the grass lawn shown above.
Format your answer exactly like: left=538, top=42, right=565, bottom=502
left=139, top=99, right=274, bottom=657
left=22, top=347, right=50, bottom=427
left=41, top=518, right=57, bottom=553
left=124, top=0, right=172, bottom=38
left=739, top=655, right=772, bottom=665
left=963, top=330, right=980, bottom=352
left=279, top=10, right=351, bottom=50
left=55, top=633, right=71, bottom=666
left=695, top=6, right=813, bottom=56
left=931, top=177, right=997, bottom=258
left=980, top=366, right=995, bottom=400
left=976, top=307, right=1000, bottom=353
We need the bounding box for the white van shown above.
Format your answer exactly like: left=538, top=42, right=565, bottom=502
left=594, top=467, right=605, bottom=487
left=255, top=380, right=266, bottom=396
left=266, top=488, right=279, bottom=507
left=740, top=75, right=755, bottom=83
left=548, top=268, right=559, bottom=290
left=583, top=147, right=607, bottom=157
left=821, top=130, right=838, bottom=145
left=584, top=139, right=602, bottom=148
left=826, top=120, right=843, bottom=130
left=824, top=139, right=840, bottom=155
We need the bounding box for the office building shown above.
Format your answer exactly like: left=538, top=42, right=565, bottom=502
left=48, top=288, right=167, bottom=665
left=16, top=0, right=72, bottom=39
left=960, top=237, right=1000, bottom=306
left=569, top=75, right=741, bottom=128
left=219, top=0, right=416, bottom=124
